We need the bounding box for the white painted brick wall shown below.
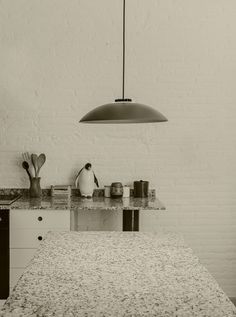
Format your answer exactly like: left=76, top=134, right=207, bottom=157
left=1, top=0, right=236, bottom=297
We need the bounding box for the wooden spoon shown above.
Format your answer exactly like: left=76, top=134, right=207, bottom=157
left=31, top=154, right=38, bottom=177
left=22, top=161, right=32, bottom=180
left=36, top=153, right=46, bottom=177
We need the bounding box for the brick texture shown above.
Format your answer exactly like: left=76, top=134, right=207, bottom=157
left=0, top=0, right=236, bottom=297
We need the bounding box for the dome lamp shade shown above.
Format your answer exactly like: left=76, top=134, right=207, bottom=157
left=80, top=99, right=167, bottom=124
left=79, top=1, right=168, bottom=124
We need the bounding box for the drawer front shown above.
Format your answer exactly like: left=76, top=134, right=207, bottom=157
left=10, top=268, right=25, bottom=288
left=10, top=228, right=64, bottom=248
left=10, top=209, right=70, bottom=229
left=10, top=248, right=36, bottom=268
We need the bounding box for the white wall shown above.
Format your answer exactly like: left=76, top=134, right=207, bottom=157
left=1, top=0, right=236, bottom=297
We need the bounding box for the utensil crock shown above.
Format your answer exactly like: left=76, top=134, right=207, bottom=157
left=29, top=177, right=42, bottom=198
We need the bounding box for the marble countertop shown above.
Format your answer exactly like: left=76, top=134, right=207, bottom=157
left=1, top=231, right=236, bottom=316
left=5, top=195, right=166, bottom=211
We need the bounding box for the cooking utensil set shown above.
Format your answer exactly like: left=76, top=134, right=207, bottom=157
left=22, top=152, right=46, bottom=180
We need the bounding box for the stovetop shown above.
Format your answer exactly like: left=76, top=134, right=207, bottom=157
left=0, top=195, right=22, bottom=205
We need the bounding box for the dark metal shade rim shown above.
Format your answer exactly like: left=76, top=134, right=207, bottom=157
left=80, top=119, right=168, bottom=124
left=80, top=102, right=168, bottom=124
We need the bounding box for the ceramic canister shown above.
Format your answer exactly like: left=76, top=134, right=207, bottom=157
left=123, top=185, right=130, bottom=198
left=104, top=186, right=111, bottom=198
left=110, top=182, right=123, bottom=198
left=133, top=180, right=149, bottom=198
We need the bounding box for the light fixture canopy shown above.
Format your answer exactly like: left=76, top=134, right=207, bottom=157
left=79, top=0, right=168, bottom=124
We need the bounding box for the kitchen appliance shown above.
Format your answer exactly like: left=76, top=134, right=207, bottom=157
left=133, top=180, right=149, bottom=198
left=0, top=209, right=9, bottom=299
left=0, top=195, right=21, bottom=205
left=110, top=182, right=123, bottom=198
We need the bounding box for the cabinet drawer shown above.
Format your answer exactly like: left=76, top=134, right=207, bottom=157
left=10, top=248, right=36, bottom=268
left=10, top=228, right=63, bottom=248
left=10, top=209, right=70, bottom=229
left=10, top=268, right=25, bottom=288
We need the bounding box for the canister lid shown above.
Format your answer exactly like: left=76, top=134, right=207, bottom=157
left=111, top=182, right=123, bottom=187
left=134, top=180, right=148, bottom=184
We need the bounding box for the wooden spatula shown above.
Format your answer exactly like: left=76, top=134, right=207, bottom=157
left=31, top=154, right=38, bottom=177
left=36, top=153, right=46, bottom=177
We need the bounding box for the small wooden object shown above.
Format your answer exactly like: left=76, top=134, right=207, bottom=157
left=51, top=185, right=71, bottom=197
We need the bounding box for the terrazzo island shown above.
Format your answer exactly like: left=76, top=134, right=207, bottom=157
left=1, top=231, right=236, bottom=317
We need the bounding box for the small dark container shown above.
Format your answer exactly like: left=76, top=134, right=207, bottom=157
left=110, top=182, right=123, bottom=198
left=29, top=177, right=42, bottom=198
left=133, top=180, right=149, bottom=198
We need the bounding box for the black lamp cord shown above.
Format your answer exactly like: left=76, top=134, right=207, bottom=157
left=122, top=0, right=125, bottom=100
left=115, top=0, right=131, bottom=103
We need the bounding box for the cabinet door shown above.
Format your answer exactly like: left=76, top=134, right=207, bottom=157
left=10, top=249, right=37, bottom=268
left=10, top=209, right=70, bottom=229
left=9, top=209, right=71, bottom=290
left=10, top=227, right=67, bottom=248
left=10, top=268, right=25, bottom=288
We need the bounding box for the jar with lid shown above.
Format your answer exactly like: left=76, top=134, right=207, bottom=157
left=110, top=182, right=123, bottom=198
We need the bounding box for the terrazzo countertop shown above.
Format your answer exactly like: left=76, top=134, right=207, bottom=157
left=7, top=195, right=165, bottom=211
left=1, top=231, right=236, bottom=316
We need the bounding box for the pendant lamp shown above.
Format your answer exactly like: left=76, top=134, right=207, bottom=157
left=80, top=0, right=168, bottom=124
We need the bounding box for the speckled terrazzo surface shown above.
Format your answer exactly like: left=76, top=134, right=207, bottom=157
left=1, top=231, right=236, bottom=317
left=6, top=196, right=165, bottom=211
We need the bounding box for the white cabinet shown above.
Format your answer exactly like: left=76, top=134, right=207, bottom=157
left=10, top=209, right=70, bottom=289
left=10, top=209, right=70, bottom=229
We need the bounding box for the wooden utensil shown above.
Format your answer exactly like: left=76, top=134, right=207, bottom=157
left=22, top=152, right=31, bottom=163
left=22, top=152, right=32, bottom=174
left=36, top=153, right=46, bottom=177
left=22, top=161, right=32, bottom=180
left=31, top=154, right=38, bottom=177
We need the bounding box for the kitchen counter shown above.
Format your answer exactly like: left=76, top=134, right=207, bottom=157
left=6, top=195, right=165, bottom=211
left=1, top=231, right=236, bottom=317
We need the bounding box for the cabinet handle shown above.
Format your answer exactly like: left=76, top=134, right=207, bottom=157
left=38, top=216, right=43, bottom=221
left=0, top=217, right=2, bottom=222
left=38, top=236, right=43, bottom=241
